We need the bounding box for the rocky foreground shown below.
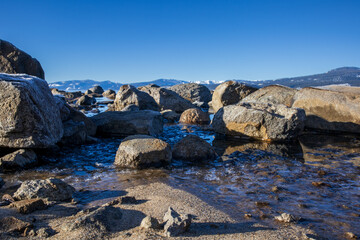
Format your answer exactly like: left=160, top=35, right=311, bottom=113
left=1, top=40, right=360, bottom=239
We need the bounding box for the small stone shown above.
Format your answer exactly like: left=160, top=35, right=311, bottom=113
left=10, top=198, right=47, bottom=214
left=2, top=193, right=15, bottom=202
left=255, top=201, right=270, bottom=207
left=244, top=213, right=252, bottom=218
left=274, top=213, right=300, bottom=223
left=163, top=207, right=192, bottom=237
left=36, top=227, right=54, bottom=238
left=0, top=216, right=32, bottom=233
left=140, top=216, right=161, bottom=229
left=345, top=232, right=357, bottom=239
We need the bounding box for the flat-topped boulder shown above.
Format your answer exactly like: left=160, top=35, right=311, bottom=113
left=169, top=83, right=212, bottom=107
left=114, top=85, right=158, bottom=111
left=212, top=81, right=257, bottom=112
left=0, top=39, right=44, bottom=79
left=241, top=85, right=297, bottom=107
left=172, top=135, right=217, bottom=162
left=91, top=110, right=163, bottom=137
left=115, top=135, right=171, bottom=169
left=212, top=102, right=306, bottom=141
left=292, top=87, right=360, bottom=133
left=0, top=73, right=63, bottom=148
left=138, top=84, right=196, bottom=113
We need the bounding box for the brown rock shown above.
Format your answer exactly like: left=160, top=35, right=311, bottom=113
left=241, top=85, right=297, bottom=107
left=212, top=81, right=257, bottom=112
left=179, top=108, right=210, bottom=125
left=10, top=198, right=47, bottom=214
left=292, top=87, right=360, bottom=133
left=0, top=39, right=44, bottom=79
left=0, top=216, right=31, bottom=233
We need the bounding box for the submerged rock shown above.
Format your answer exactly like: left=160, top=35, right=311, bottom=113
left=115, top=135, right=171, bottom=169
left=163, top=207, right=191, bottom=237
left=172, top=135, right=217, bottom=162
left=91, top=110, right=163, bottom=137
left=179, top=108, right=210, bottom=125
left=0, top=73, right=63, bottom=148
left=292, top=87, right=360, bottom=133
left=138, top=84, right=196, bottom=113
left=13, top=178, right=75, bottom=201
left=114, top=85, right=159, bottom=111
left=212, top=102, right=305, bottom=141
left=241, top=85, right=297, bottom=107
left=169, top=83, right=212, bottom=107
left=9, top=198, right=47, bottom=214
left=0, top=39, right=44, bottom=79
left=161, top=110, right=180, bottom=123
left=0, top=149, right=37, bottom=171
left=212, top=81, right=257, bottom=112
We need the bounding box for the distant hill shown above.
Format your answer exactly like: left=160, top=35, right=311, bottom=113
left=48, top=78, right=187, bottom=91
left=48, top=67, right=360, bottom=91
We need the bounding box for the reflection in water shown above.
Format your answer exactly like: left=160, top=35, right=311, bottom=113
left=0, top=125, right=359, bottom=239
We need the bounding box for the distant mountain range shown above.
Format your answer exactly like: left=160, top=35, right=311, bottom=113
left=48, top=67, right=360, bottom=91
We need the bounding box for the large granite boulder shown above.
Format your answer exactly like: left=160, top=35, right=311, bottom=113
left=89, top=85, right=104, bottom=94
left=115, top=135, right=171, bottom=169
left=241, top=85, right=297, bottom=107
left=91, top=110, right=163, bottom=137
left=13, top=178, right=75, bottom=201
left=76, top=95, right=96, bottom=106
left=0, top=74, right=63, bottom=148
left=169, top=83, right=212, bottom=107
left=0, top=39, right=44, bottom=79
left=172, top=135, right=217, bottom=162
left=0, top=149, right=37, bottom=171
left=138, top=84, right=196, bottom=113
left=292, top=87, right=360, bottom=133
left=212, top=102, right=306, bottom=141
left=179, top=108, right=210, bottom=125
left=114, top=85, right=158, bottom=111
left=102, top=89, right=116, bottom=100
left=212, top=81, right=257, bottom=112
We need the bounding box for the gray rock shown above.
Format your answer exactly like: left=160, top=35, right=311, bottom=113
left=163, top=207, right=191, bottom=237
left=212, top=81, right=257, bottom=112
left=102, top=89, right=116, bottom=99
left=89, top=85, right=104, bottom=94
left=0, top=39, right=44, bottom=79
left=54, top=95, right=71, bottom=121
left=241, top=85, right=297, bottom=107
left=138, top=84, right=196, bottom=113
left=115, top=135, right=171, bottom=169
left=121, top=104, right=140, bottom=112
left=67, top=107, right=97, bottom=137
left=114, top=85, right=158, bottom=111
left=179, top=108, right=210, bottom=125
left=13, top=178, right=75, bottom=201
left=0, top=74, right=63, bottom=148
left=91, top=110, right=163, bottom=137
left=292, top=87, right=360, bottom=133
left=84, top=89, right=93, bottom=95
left=169, top=83, right=212, bottom=106
left=0, top=149, right=37, bottom=171
left=140, top=216, right=161, bottom=229
left=274, top=213, right=300, bottom=223
left=62, top=205, right=122, bottom=232
left=161, top=110, right=180, bottom=123
left=51, top=88, right=83, bottom=101
left=36, top=228, right=54, bottom=238
left=76, top=95, right=96, bottom=106
left=172, top=135, right=217, bottom=162
left=60, top=120, right=87, bottom=145
left=212, top=102, right=305, bottom=141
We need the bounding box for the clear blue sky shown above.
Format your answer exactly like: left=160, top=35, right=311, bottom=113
left=1, top=0, right=360, bottom=83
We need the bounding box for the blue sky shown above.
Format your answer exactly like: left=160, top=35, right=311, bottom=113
left=2, top=0, right=360, bottom=83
